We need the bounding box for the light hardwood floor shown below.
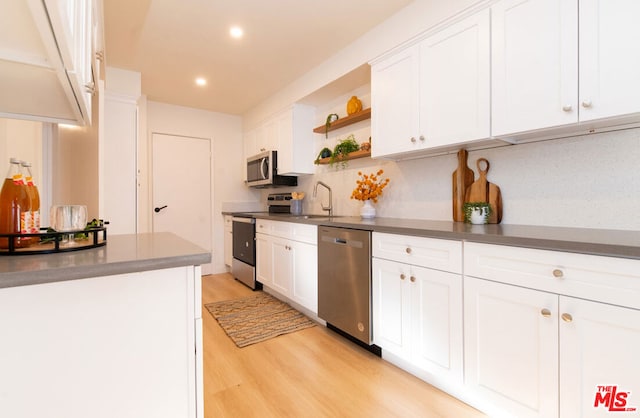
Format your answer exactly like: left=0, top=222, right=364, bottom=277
left=202, top=273, right=486, bottom=418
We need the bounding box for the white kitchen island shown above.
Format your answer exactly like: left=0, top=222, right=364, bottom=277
left=0, top=233, right=210, bottom=418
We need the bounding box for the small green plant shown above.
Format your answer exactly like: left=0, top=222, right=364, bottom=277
left=314, top=147, right=332, bottom=165
left=329, top=134, right=359, bottom=168
left=324, top=113, right=339, bottom=138
left=463, top=202, right=492, bottom=224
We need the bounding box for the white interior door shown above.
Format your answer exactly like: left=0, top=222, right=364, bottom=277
left=152, top=133, right=212, bottom=274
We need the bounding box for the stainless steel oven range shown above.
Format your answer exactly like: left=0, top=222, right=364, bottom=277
left=231, top=216, right=261, bottom=290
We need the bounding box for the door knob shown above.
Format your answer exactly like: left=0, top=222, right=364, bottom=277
left=154, top=205, right=168, bottom=213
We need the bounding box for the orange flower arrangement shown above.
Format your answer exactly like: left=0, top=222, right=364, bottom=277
left=351, top=169, right=390, bottom=203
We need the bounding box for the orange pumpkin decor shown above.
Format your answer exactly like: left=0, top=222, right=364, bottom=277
left=347, top=96, right=362, bottom=115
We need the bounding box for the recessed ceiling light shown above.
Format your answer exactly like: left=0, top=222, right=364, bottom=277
left=195, top=77, right=207, bottom=86
left=230, top=26, right=243, bottom=39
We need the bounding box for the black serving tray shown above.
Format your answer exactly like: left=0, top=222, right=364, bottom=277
left=0, top=227, right=107, bottom=255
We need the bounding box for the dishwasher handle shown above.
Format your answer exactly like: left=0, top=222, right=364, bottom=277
left=321, top=234, right=364, bottom=249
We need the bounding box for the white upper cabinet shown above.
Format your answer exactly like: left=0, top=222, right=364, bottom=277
left=419, top=9, right=490, bottom=150
left=491, top=0, right=578, bottom=137
left=492, top=0, right=640, bottom=138
left=371, top=10, right=490, bottom=160
left=44, top=0, right=95, bottom=124
left=371, top=45, right=420, bottom=158
left=0, top=0, right=98, bottom=125
left=244, top=103, right=315, bottom=175
left=579, top=0, right=640, bottom=122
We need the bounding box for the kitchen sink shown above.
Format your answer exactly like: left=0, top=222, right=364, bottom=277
left=290, top=214, right=334, bottom=219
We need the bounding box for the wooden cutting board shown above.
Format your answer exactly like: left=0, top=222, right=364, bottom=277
left=452, top=149, right=475, bottom=222
left=465, top=158, right=503, bottom=224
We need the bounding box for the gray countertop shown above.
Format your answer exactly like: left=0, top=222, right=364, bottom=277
left=0, top=232, right=211, bottom=289
left=227, top=212, right=640, bottom=259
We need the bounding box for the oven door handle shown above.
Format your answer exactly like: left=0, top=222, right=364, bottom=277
left=260, top=157, right=269, bottom=180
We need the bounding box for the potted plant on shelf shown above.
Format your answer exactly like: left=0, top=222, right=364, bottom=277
left=351, top=169, right=390, bottom=219
left=463, top=202, right=492, bottom=224
left=314, top=147, right=332, bottom=165
left=329, top=134, right=359, bottom=168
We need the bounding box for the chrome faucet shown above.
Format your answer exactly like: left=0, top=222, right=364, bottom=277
left=313, top=181, right=333, bottom=217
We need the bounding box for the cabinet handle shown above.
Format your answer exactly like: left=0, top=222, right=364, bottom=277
left=400, top=273, right=406, bottom=280
left=405, top=247, right=412, bottom=254
left=419, top=135, right=425, bottom=141
left=552, top=269, right=564, bottom=278
left=561, top=313, right=573, bottom=323
left=410, top=137, right=417, bottom=143
left=410, top=276, right=416, bottom=283
left=85, top=82, right=95, bottom=95
left=562, top=105, right=572, bottom=112
left=540, top=308, right=552, bottom=317
left=581, top=100, right=592, bottom=108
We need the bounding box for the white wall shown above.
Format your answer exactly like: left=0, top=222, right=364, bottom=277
left=145, top=101, right=258, bottom=273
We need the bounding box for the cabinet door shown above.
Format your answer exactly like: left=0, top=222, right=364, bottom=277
left=275, top=104, right=315, bottom=176
left=411, top=266, right=463, bottom=382
left=560, top=297, right=640, bottom=417
left=243, top=128, right=257, bottom=165
left=271, top=236, right=292, bottom=297
left=371, top=45, right=420, bottom=158
left=491, top=0, right=578, bottom=136
left=224, top=229, right=233, bottom=267
left=44, top=0, right=94, bottom=123
left=255, top=233, right=272, bottom=285
left=464, top=277, right=559, bottom=418
left=372, top=258, right=411, bottom=359
left=419, top=9, right=490, bottom=148
left=291, top=241, right=318, bottom=313
left=579, top=0, right=640, bottom=122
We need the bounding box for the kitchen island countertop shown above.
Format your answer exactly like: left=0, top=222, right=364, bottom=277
left=0, top=232, right=211, bottom=289
left=226, top=212, right=640, bottom=260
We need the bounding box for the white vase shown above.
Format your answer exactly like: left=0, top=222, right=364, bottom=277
left=470, top=207, right=489, bottom=224
left=360, top=200, right=376, bottom=219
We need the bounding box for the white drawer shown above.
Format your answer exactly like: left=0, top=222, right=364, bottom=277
left=256, top=219, right=317, bottom=245
left=372, top=232, right=462, bottom=274
left=464, top=242, right=640, bottom=310
left=290, top=223, right=317, bottom=245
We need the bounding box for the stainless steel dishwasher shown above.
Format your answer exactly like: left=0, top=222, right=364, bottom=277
left=318, top=226, right=378, bottom=353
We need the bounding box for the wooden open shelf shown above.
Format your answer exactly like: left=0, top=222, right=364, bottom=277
left=313, top=108, right=371, bottom=134
left=315, top=149, right=371, bottom=165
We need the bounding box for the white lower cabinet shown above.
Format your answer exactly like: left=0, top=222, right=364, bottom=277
left=255, top=219, right=318, bottom=314
left=373, top=258, right=463, bottom=382
left=223, top=215, right=233, bottom=267
left=560, top=297, right=640, bottom=418
left=464, top=242, right=640, bottom=418
left=464, top=277, right=559, bottom=418
left=372, top=233, right=463, bottom=383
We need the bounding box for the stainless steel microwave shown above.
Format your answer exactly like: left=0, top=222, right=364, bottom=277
left=246, top=150, right=297, bottom=188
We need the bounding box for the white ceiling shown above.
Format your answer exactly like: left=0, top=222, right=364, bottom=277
left=103, top=0, right=414, bottom=115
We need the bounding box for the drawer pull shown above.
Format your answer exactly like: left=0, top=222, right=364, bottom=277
left=400, top=273, right=406, bottom=280
left=552, top=269, right=564, bottom=278
left=405, top=247, right=412, bottom=254
left=561, top=313, right=573, bottom=323
left=410, top=276, right=416, bottom=283
left=541, top=308, right=552, bottom=317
